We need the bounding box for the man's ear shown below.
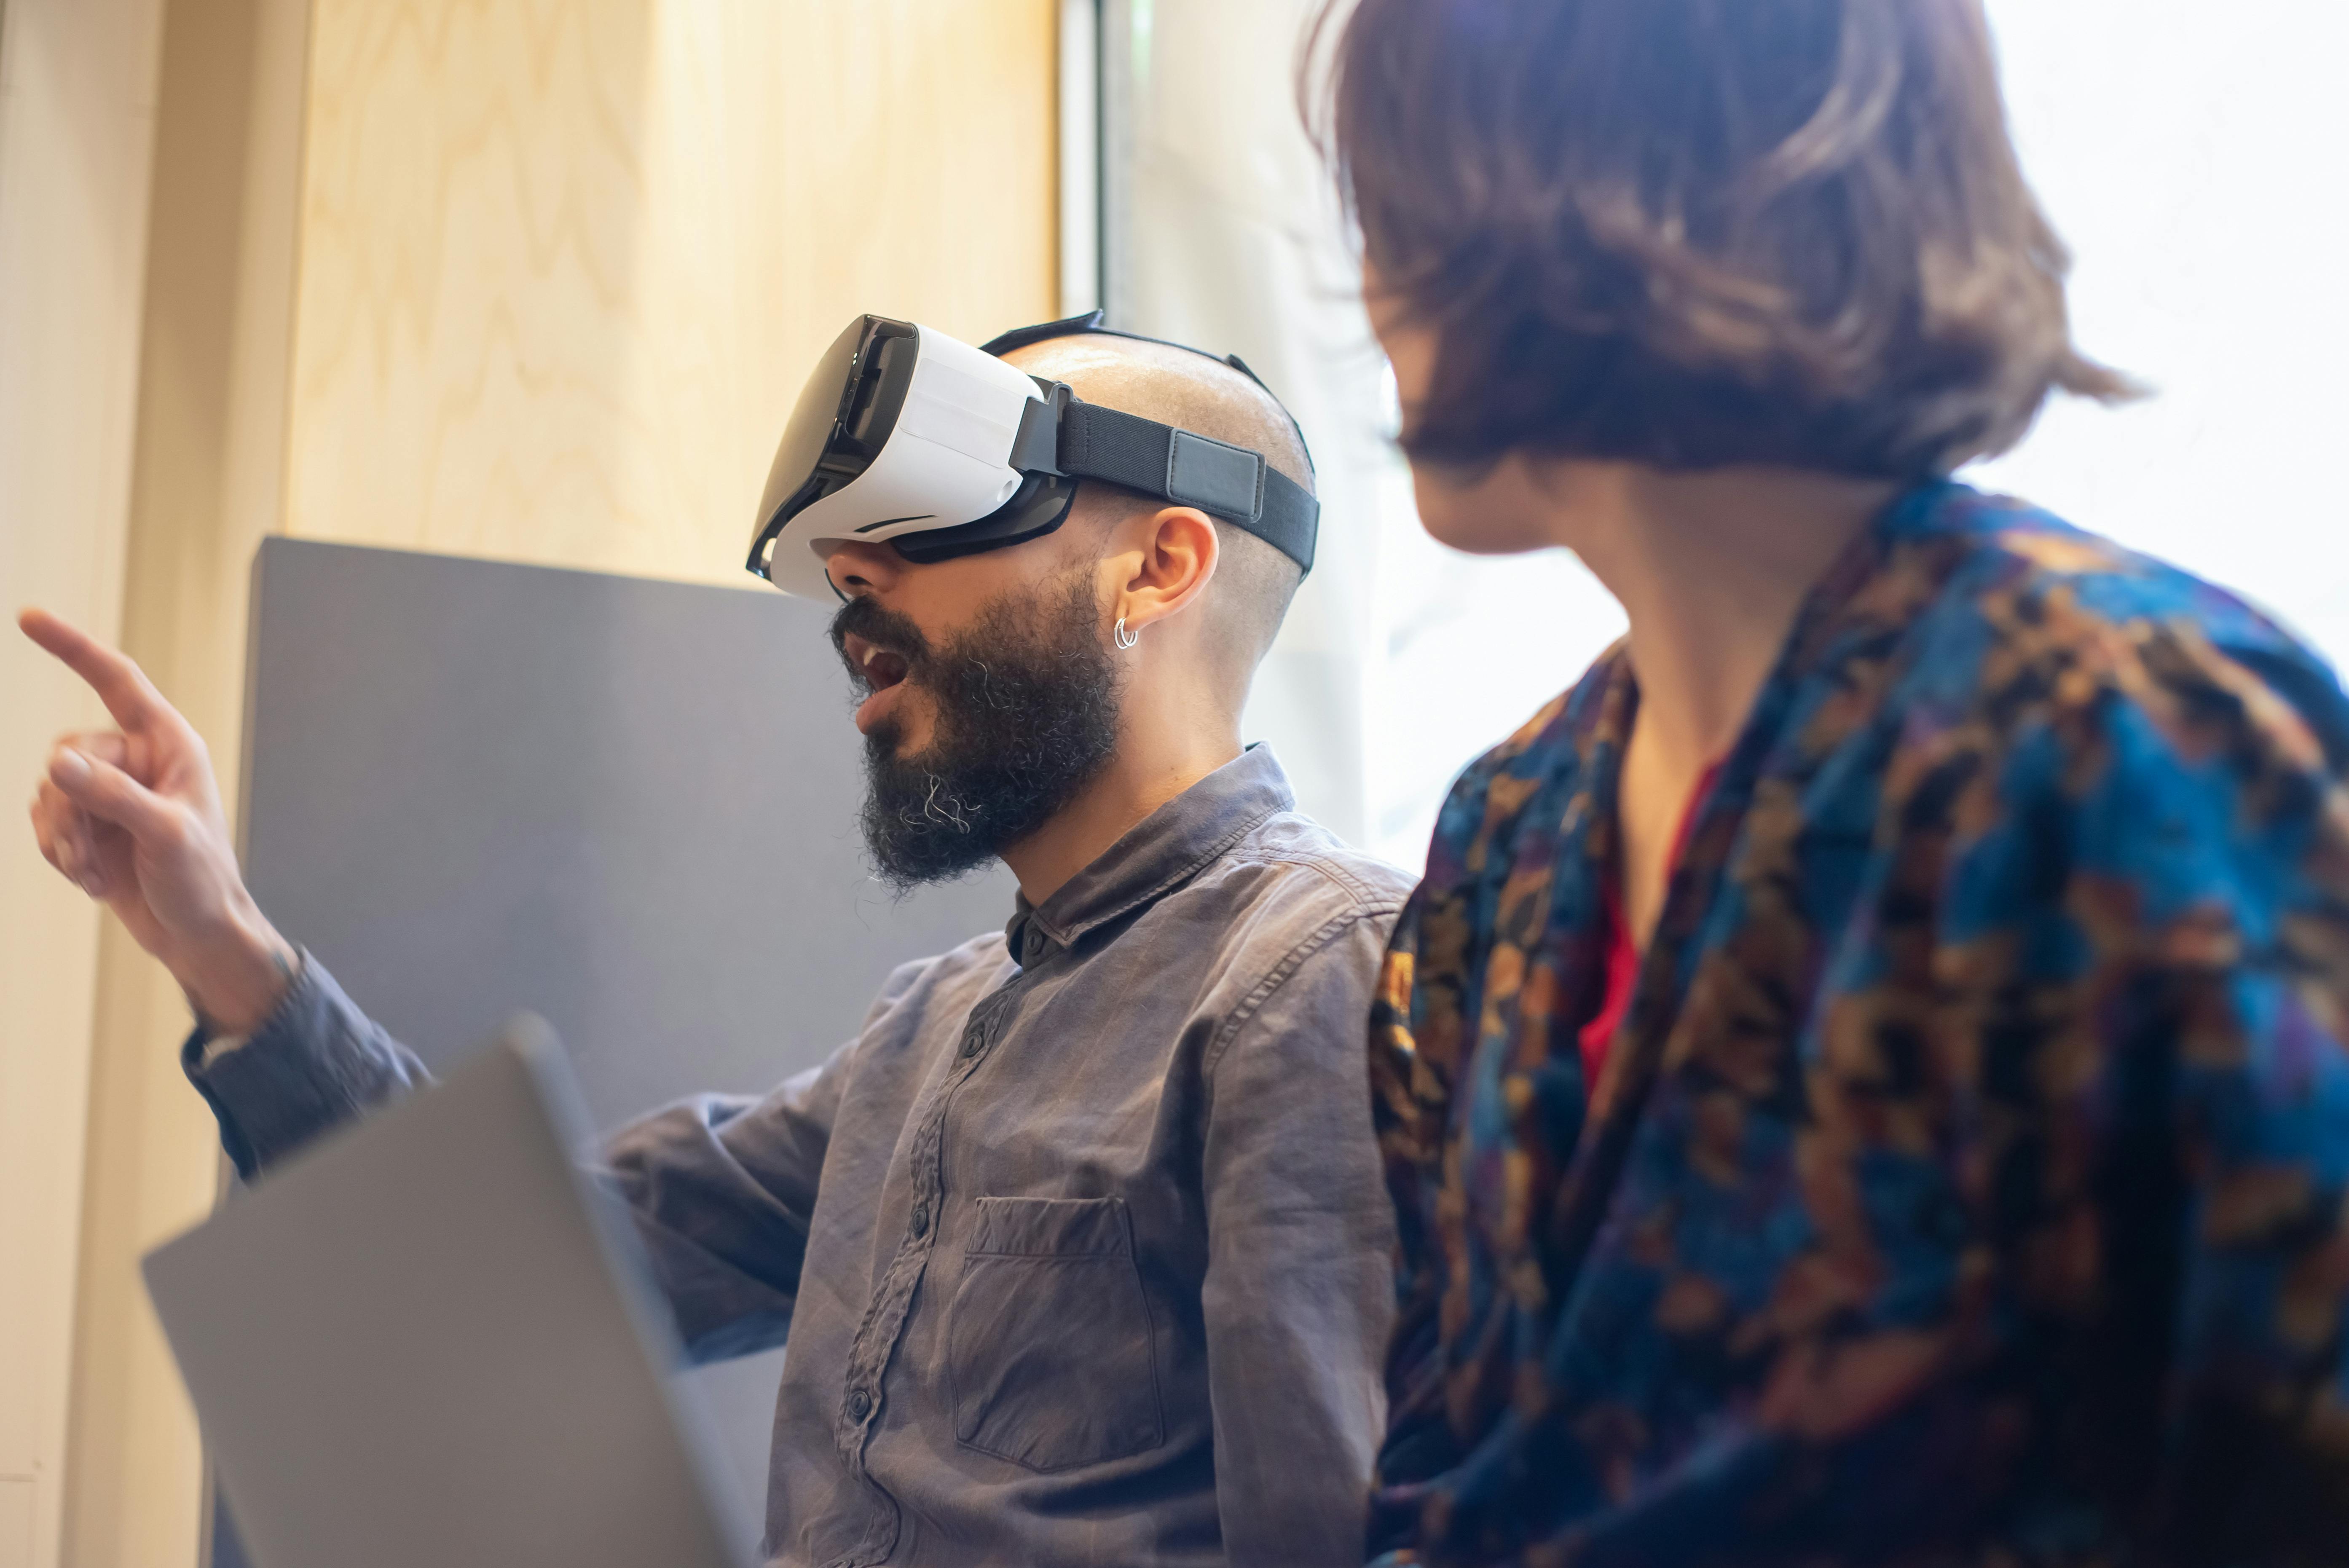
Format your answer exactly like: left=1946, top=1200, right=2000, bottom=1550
left=1107, top=506, right=1220, bottom=637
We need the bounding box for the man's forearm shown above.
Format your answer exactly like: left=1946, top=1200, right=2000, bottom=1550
left=178, top=893, right=301, bottom=1037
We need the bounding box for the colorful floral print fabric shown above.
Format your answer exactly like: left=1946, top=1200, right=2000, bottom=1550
left=1368, top=482, right=2349, bottom=1566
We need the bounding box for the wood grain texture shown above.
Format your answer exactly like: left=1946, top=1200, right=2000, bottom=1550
left=284, top=0, right=1059, bottom=584
left=0, top=2, right=166, bottom=1565
left=56, top=1, right=312, bottom=1564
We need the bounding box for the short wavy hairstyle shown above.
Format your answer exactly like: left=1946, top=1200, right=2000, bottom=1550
left=1308, top=0, right=2134, bottom=478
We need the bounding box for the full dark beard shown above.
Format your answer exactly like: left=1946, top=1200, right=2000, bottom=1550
left=831, top=573, right=1120, bottom=893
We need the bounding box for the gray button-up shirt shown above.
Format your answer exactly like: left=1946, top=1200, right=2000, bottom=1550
left=186, top=746, right=1411, bottom=1568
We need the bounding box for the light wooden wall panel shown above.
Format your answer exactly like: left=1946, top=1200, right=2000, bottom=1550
left=56, top=0, right=311, bottom=1564
left=0, top=2, right=167, bottom=1565
left=283, top=0, right=1060, bottom=583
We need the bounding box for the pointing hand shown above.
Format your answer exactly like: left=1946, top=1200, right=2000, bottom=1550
left=21, top=608, right=297, bottom=1034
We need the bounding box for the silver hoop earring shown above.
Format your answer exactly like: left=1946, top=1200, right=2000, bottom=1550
left=1113, top=616, right=1140, bottom=651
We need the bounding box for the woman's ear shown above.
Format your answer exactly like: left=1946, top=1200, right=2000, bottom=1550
left=1110, top=506, right=1220, bottom=636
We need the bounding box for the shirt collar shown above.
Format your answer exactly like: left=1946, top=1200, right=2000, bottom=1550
left=1003, top=743, right=1295, bottom=964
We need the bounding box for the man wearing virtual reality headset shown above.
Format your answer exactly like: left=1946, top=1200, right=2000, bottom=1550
left=24, top=311, right=1410, bottom=1566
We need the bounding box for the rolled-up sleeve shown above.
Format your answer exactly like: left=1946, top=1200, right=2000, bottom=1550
left=1199, top=909, right=1399, bottom=1568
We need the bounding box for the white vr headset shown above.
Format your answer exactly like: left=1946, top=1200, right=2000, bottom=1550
left=745, top=310, right=1319, bottom=600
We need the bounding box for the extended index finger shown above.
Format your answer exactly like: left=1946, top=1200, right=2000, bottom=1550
left=17, top=609, right=182, bottom=735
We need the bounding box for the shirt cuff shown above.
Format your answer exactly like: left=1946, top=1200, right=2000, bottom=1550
left=180, top=950, right=396, bottom=1181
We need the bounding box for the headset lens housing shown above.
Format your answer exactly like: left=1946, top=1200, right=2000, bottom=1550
left=746, top=316, right=917, bottom=582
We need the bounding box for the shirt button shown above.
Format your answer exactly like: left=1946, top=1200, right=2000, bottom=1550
left=847, top=1388, right=872, bottom=1421
left=910, top=1201, right=930, bottom=1238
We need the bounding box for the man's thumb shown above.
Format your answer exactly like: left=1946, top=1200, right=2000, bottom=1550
left=48, top=746, right=182, bottom=844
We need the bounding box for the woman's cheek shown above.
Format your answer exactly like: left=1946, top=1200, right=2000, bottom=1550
left=1409, top=460, right=1553, bottom=556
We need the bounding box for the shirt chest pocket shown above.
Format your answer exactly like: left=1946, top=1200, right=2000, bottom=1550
left=945, top=1195, right=1166, bottom=1473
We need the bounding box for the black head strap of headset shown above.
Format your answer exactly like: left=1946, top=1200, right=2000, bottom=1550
left=980, top=311, right=1319, bottom=575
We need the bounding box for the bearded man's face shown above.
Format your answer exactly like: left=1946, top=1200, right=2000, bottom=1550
left=830, top=567, right=1121, bottom=890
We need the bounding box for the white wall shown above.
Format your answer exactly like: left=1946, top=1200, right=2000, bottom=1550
left=0, top=3, right=167, bottom=1566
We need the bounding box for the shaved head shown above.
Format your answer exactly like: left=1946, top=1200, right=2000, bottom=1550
left=1002, top=334, right=1313, bottom=705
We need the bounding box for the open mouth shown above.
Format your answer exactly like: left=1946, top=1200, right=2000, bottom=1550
left=842, top=632, right=912, bottom=696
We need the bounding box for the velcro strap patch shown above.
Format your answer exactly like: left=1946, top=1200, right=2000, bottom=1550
left=1165, top=430, right=1264, bottom=523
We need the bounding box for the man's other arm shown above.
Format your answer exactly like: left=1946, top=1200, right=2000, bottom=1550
left=1200, top=908, right=1401, bottom=1568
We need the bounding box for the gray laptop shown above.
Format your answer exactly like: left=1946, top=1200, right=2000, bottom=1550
left=143, top=1021, right=755, bottom=1568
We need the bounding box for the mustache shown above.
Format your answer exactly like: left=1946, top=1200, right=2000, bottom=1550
left=828, top=595, right=934, bottom=690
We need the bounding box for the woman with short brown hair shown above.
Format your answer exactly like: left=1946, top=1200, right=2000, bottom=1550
left=1321, top=2, right=2349, bottom=1561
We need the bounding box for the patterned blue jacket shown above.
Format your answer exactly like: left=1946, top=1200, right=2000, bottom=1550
left=1369, top=482, right=2349, bottom=1565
